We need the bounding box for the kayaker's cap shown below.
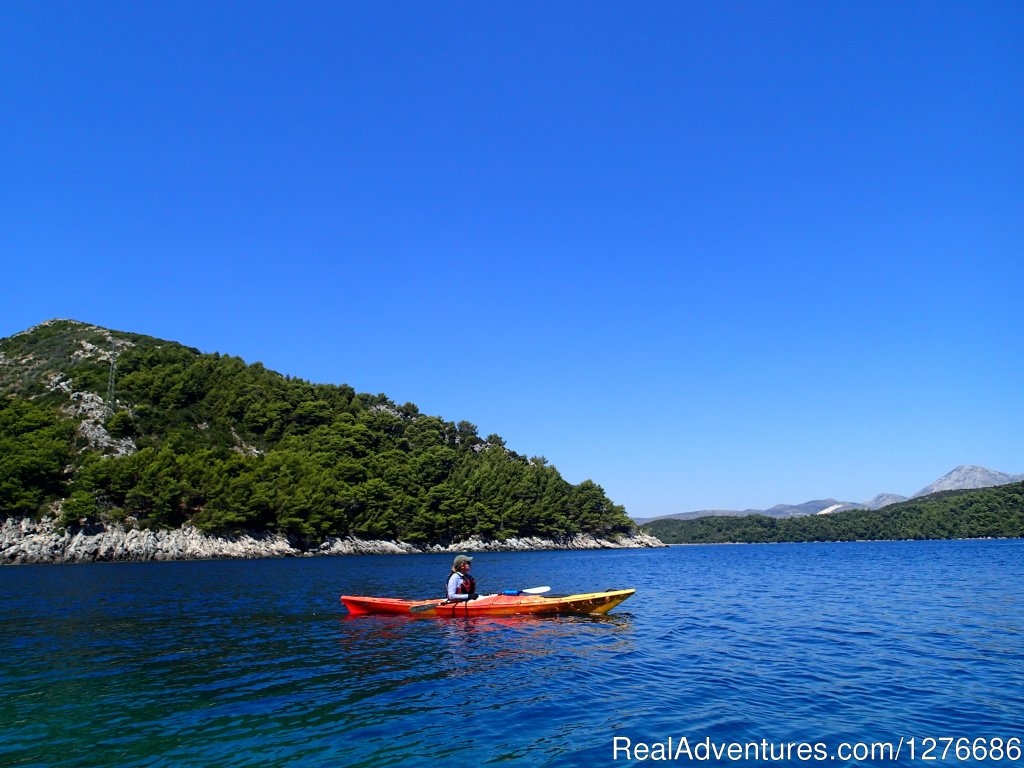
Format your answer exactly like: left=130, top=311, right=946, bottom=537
left=453, top=555, right=473, bottom=568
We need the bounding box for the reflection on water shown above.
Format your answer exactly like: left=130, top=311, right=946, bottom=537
left=335, top=612, right=635, bottom=691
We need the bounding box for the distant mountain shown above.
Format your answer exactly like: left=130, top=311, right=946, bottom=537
left=864, top=493, right=908, bottom=510
left=912, top=465, right=1024, bottom=498
left=642, top=481, right=1024, bottom=544
left=632, top=499, right=862, bottom=525
left=635, top=465, right=1021, bottom=525
left=631, top=508, right=762, bottom=525
left=763, top=499, right=863, bottom=518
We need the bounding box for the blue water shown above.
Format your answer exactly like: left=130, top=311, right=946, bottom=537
left=2, top=540, right=1022, bottom=767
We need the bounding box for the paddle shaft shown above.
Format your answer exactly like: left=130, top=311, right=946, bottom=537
left=409, top=586, right=550, bottom=613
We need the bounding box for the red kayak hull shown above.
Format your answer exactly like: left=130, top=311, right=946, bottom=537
left=340, top=589, right=635, bottom=617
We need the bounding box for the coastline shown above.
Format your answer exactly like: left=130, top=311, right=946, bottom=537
left=661, top=536, right=1022, bottom=546
left=0, top=517, right=666, bottom=565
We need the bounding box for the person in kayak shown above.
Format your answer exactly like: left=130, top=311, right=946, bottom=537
left=446, top=555, right=479, bottom=601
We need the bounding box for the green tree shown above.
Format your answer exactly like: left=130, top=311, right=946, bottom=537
left=0, top=399, right=75, bottom=517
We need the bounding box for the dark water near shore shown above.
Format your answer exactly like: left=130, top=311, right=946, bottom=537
left=2, top=540, right=1022, bottom=767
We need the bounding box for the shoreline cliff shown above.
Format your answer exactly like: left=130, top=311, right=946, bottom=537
left=0, top=517, right=666, bottom=565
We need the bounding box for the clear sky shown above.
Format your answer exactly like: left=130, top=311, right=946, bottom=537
left=2, top=2, right=1021, bottom=518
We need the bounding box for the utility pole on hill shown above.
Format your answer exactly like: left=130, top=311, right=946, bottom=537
left=106, top=353, right=117, bottom=414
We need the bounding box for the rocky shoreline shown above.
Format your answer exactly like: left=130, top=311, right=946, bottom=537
left=0, top=517, right=666, bottom=565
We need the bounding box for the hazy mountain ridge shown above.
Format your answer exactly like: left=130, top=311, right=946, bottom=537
left=864, top=493, right=909, bottom=509
left=642, top=481, right=1024, bottom=544
left=634, top=465, right=1021, bottom=525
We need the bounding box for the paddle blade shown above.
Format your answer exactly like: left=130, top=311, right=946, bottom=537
left=519, top=586, right=551, bottom=595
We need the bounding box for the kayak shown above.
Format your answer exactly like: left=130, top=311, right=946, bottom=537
left=341, top=589, right=635, bottom=617
left=341, top=588, right=635, bottom=617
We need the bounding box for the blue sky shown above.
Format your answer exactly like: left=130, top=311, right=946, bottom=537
left=2, top=2, right=1021, bottom=517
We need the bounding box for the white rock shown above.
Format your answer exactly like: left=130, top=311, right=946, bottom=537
left=0, top=517, right=664, bottom=565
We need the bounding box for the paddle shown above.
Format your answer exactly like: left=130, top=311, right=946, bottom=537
left=409, top=586, right=551, bottom=613
left=503, top=586, right=551, bottom=595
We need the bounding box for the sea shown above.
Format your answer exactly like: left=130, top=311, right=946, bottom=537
left=1, top=540, right=1022, bottom=767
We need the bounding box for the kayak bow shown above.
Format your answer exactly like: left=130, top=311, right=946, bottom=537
left=341, top=588, right=635, bottom=617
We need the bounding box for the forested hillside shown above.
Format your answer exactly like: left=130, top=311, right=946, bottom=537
left=643, top=483, right=1024, bottom=543
left=1, top=320, right=632, bottom=543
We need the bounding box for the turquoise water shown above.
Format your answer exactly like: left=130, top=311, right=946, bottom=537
left=2, top=540, right=1022, bottom=767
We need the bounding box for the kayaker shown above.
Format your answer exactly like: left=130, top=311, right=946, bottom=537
left=446, top=555, right=479, bottom=601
